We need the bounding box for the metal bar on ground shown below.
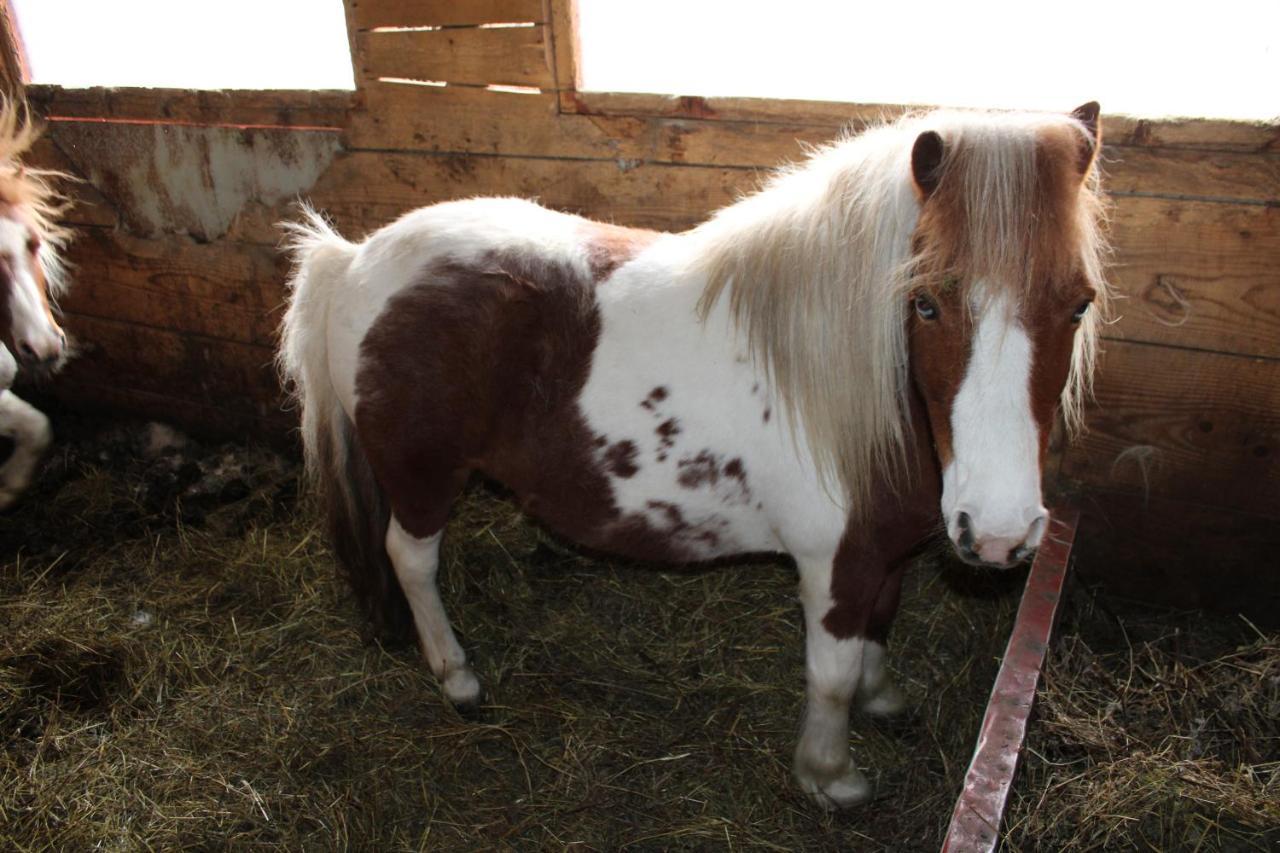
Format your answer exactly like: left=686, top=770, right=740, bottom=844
left=940, top=506, right=1080, bottom=853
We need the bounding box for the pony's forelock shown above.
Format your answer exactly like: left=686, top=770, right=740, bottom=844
left=692, top=108, right=1110, bottom=517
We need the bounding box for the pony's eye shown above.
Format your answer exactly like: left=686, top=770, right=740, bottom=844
left=1071, top=300, right=1092, bottom=323
left=914, top=294, right=939, bottom=321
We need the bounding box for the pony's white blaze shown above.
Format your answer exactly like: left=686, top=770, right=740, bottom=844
left=0, top=216, right=61, bottom=363
left=942, top=289, right=1048, bottom=565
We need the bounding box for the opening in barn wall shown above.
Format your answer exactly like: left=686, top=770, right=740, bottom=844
left=0, top=1, right=1276, bottom=848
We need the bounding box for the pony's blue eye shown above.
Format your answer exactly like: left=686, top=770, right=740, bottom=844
left=1072, top=300, right=1092, bottom=323
left=914, top=294, right=939, bottom=320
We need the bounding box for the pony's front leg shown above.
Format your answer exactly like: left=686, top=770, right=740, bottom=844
left=855, top=568, right=909, bottom=717
left=0, top=390, right=52, bottom=510
left=385, top=516, right=481, bottom=706
left=793, top=556, right=872, bottom=809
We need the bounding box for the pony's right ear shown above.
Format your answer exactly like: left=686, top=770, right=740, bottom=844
left=911, top=131, right=945, bottom=198
left=1070, top=101, right=1102, bottom=176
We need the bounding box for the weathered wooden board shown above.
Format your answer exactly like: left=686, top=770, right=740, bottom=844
left=349, top=0, right=545, bottom=29
left=58, top=313, right=281, bottom=415
left=297, top=150, right=748, bottom=235
left=566, top=91, right=1280, bottom=153
left=1061, top=341, right=1279, bottom=516
left=60, top=229, right=285, bottom=348
left=356, top=26, right=553, bottom=88
left=1072, top=487, right=1280, bottom=623
left=26, top=85, right=352, bottom=129
left=347, top=84, right=1279, bottom=204
left=1106, top=199, right=1280, bottom=359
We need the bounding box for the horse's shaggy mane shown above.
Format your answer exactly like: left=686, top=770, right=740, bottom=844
left=693, top=108, right=1110, bottom=516
left=0, top=98, right=74, bottom=296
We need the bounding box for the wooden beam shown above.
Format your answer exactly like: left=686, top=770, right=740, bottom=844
left=59, top=228, right=285, bottom=348
left=1061, top=341, right=1279, bottom=516
left=26, top=85, right=352, bottom=129
left=348, top=0, right=545, bottom=29
left=347, top=84, right=1279, bottom=203
left=356, top=25, right=554, bottom=89
left=547, top=0, right=580, bottom=92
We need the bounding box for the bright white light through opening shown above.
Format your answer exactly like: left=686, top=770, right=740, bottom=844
left=13, top=0, right=354, bottom=90
left=577, top=0, right=1278, bottom=121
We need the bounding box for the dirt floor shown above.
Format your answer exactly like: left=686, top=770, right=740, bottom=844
left=1, top=411, right=1276, bottom=851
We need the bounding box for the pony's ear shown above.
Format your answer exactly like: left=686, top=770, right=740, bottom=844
left=911, top=130, right=945, bottom=198
left=1070, top=101, right=1102, bottom=177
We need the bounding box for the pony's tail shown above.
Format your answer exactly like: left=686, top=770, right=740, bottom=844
left=278, top=205, right=413, bottom=642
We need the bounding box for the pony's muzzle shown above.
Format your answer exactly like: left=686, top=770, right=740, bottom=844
left=16, top=331, right=65, bottom=370
left=951, top=508, right=1048, bottom=568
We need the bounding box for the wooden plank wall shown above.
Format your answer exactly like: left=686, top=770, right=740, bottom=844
left=16, top=0, right=1280, bottom=619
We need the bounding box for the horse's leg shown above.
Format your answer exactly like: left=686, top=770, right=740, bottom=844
left=384, top=514, right=481, bottom=706
left=855, top=568, right=909, bottom=717
left=0, top=390, right=52, bottom=510
left=793, top=554, right=872, bottom=809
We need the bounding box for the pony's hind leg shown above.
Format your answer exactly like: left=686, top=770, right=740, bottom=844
left=0, top=391, right=52, bottom=510
left=385, top=515, right=481, bottom=706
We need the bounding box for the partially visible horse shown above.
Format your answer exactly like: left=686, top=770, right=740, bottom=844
left=279, top=103, right=1108, bottom=808
left=0, top=101, right=72, bottom=510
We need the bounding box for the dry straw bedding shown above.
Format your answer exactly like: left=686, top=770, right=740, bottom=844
left=0, top=415, right=1275, bottom=850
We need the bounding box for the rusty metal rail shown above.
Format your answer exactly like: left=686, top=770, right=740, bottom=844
left=941, top=507, right=1080, bottom=853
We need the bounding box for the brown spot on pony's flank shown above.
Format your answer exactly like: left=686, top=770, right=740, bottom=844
left=677, top=450, right=721, bottom=489
left=640, top=386, right=669, bottom=412
left=647, top=499, right=685, bottom=527
left=724, top=458, right=745, bottom=481
left=604, top=440, right=640, bottom=478
left=762, top=407, right=771, bottom=423
left=656, top=418, right=680, bottom=456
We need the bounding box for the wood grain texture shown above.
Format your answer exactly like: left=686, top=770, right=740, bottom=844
left=548, top=0, right=580, bottom=91
left=1105, top=198, right=1280, bottom=358
left=349, top=0, right=545, bottom=29
left=357, top=26, right=553, bottom=88
left=26, top=85, right=353, bottom=129
left=299, top=150, right=748, bottom=235
left=348, top=85, right=1279, bottom=203
left=58, top=313, right=280, bottom=412
left=59, top=229, right=285, bottom=348
left=1061, top=342, right=1279, bottom=516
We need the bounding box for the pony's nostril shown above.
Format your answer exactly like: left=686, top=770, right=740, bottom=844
left=18, top=342, right=36, bottom=362
left=956, top=511, right=974, bottom=548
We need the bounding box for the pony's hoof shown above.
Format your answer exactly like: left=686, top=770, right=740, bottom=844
left=858, top=680, right=908, bottom=717
left=442, top=667, right=481, bottom=707
left=797, top=764, right=872, bottom=810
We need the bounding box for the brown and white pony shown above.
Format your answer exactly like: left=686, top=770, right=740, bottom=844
left=0, top=100, right=71, bottom=510
left=280, top=103, right=1108, bottom=808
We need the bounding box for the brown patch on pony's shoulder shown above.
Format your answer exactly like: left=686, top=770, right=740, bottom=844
left=583, top=221, right=661, bottom=282
left=676, top=450, right=721, bottom=489
left=604, top=439, right=640, bottom=478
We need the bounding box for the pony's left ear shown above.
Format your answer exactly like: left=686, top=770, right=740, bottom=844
left=1070, top=101, right=1102, bottom=177
left=911, top=130, right=945, bottom=198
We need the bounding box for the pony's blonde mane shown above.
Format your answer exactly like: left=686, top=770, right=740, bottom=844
left=0, top=98, right=73, bottom=296
left=694, top=108, right=1110, bottom=515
